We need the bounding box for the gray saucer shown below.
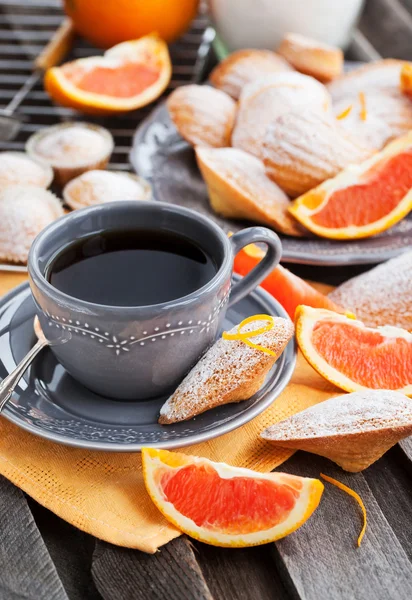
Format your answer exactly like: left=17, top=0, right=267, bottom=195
left=0, top=280, right=296, bottom=451
left=130, top=103, right=412, bottom=266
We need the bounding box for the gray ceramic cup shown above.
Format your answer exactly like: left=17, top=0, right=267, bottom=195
left=29, top=201, right=282, bottom=400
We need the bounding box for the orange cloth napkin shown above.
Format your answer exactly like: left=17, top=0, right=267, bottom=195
left=0, top=273, right=340, bottom=553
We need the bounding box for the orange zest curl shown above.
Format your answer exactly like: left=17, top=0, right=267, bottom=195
left=359, top=92, right=367, bottom=121
left=321, top=473, right=367, bottom=547
left=223, top=314, right=276, bottom=356
left=336, top=105, right=353, bottom=120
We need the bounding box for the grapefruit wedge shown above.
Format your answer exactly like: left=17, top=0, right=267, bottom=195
left=296, top=305, right=412, bottom=396
left=142, top=448, right=323, bottom=547
left=289, top=133, right=412, bottom=239
left=44, top=34, right=171, bottom=115
left=234, top=243, right=344, bottom=319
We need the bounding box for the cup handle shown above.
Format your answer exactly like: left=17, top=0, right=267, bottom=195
left=228, top=227, right=282, bottom=308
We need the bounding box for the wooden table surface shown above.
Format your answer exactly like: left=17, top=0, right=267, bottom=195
left=1, top=1, right=412, bottom=599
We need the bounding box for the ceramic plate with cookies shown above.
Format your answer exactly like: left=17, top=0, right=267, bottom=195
left=131, top=37, right=412, bottom=266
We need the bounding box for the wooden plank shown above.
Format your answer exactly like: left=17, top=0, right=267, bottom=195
left=398, top=437, right=412, bottom=463
left=194, top=542, right=290, bottom=600
left=0, top=476, right=67, bottom=600
left=270, top=452, right=412, bottom=600
left=400, top=0, right=412, bottom=14
left=349, top=30, right=382, bottom=61
left=92, top=538, right=213, bottom=600
left=28, top=498, right=101, bottom=600
left=358, top=0, right=412, bottom=59
left=362, top=447, right=412, bottom=560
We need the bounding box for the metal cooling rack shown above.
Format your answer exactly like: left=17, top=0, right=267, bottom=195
left=0, top=0, right=209, bottom=169
left=0, top=0, right=209, bottom=272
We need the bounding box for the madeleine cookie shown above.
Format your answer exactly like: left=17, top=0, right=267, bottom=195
left=261, top=390, right=412, bottom=472
left=329, top=250, right=412, bottom=332
left=328, top=59, right=407, bottom=102
left=277, top=33, right=343, bottom=82
left=159, top=317, right=294, bottom=424
left=63, top=170, right=152, bottom=210
left=333, top=90, right=412, bottom=151
left=167, top=84, right=236, bottom=148
left=232, top=72, right=330, bottom=158
left=196, top=147, right=303, bottom=237
left=0, top=186, right=63, bottom=264
left=209, top=49, right=294, bottom=100
left=263, top=110, right=373, bottom=197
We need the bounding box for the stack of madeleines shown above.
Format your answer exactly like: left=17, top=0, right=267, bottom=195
left=167, top=33, right=412, bottom=241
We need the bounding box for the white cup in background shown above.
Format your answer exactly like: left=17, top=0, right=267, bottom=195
left=207, top=0, right=365, bottom=51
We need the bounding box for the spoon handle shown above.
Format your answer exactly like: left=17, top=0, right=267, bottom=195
left=0, top=339, right=48, bottom=411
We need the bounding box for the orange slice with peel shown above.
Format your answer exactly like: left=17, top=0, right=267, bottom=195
left=295, top=305, right=412, bottom=396
left=289, top=132, right=412, bottom=239
left=234, top=243, right=344, bottom=319
left=142, top=448, right=324, bottom=547
left=44, top=34, right=171, bottom=115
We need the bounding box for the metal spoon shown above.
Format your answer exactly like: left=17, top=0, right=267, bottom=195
left=0, top=316, right=49, bottom=411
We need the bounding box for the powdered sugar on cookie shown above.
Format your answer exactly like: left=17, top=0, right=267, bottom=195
left=263, top=109, right=372, bottom=197
left=63, top=170, right=151, bottom=209
left=261, top=390, right=412, bottom=440
left=0, top=152, right=53, bottom=188
left=329, top=250, right=412, bottom=331
left=159, top=317, right=294, bottom=424
left=232, top=72, right=331, bottom=158
left=0, top=186, right=63, bottom=264
left=333, top=90, right=412, bottom=151
left=34, top=125, right=108, bottom=166
left=209, top=49, right=293, bottom=100
left=196, top=147, right=303, bottom=237
left=328, top=59, right=407, bottom=102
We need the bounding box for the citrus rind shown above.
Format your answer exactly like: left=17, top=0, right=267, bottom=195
left=142, top=448, right=324, bottom=548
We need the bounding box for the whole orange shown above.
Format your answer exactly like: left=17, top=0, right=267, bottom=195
left=63, top=0, right=200, bottom=48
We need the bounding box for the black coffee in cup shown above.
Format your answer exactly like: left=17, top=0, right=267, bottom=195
left=46, top=229, right=218, bottom=306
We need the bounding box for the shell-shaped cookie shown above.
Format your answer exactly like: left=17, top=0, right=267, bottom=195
left=328, top=59, right=407, bottom=102
left=209, top=49, right=294, bottom=100
left=261, top=390, right=412, bottom=472
left=167, top=84, right=237, bottom=148
left=159, top=317, right=294, bottom=424
left=196, top=146, right=303, bottom=237
left=0, top=186, right=64, bottom=264
left=329, top=250, right=412, bottom=332
left=277, top=32, right=343, bottom=83
left=232, top=72, right=331, bottom=159
left=263, top=110, right=374, bottom=197
left=333, top=90, right=412, bottom=151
